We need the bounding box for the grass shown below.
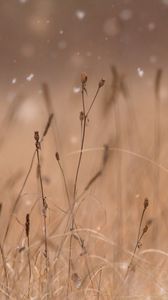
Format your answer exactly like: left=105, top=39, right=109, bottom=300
left=0, top=69, right=168, bottom=299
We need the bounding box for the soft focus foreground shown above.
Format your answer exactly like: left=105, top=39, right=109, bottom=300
left=1, top=1, right=168, bottom=299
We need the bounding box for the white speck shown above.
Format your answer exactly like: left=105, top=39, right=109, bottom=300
left=148, top=22, right=156, bottom=31
left=159, top=287, right=166, bottom=295
left=58, top=40, right=67, bottom=50
left=26, top=73, right=34, bottom=81
left=137, top=67, right=144, bottom=77
left=19, top=0, right=27, bottom=3
left=119, top=9, right=133, bottom=21
left=103, top=17, right=121, bottom=37
left=86, top=51, right=92, bottom=57
left=162, top=0, right=168, bottom=5
left=75, top=10, right=86, bottom=20
left=17, top=99, right=38, bottom=123
left=149, top=55, right=157, bottom=64
left=135, top=194, right=140, bottom=199
left=119, top=262, right=128, bottom=270
left=12, top=78, right=17, bottom=84
left=59, top=29, right=64, bottom=35
left=73, top=86, right=80, bottom=94
left=71, top=53, right=84, bottom=67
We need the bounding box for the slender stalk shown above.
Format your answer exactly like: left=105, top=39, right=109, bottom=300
left=125, top=198, right=149, bottom=279
left=34, top=131, right=49, bottom=298
left=3, top=151, right=36, bottom=244
left=97, top=269, right=102, bottom=300
left=25, top=213, right=31, bottom=298
left=3, top=114, right=53, bottom=244
left=67, top=77, right=104, bottom=297
left=153, top=69, right=162, bottom=245
left=0, top=244, right=9, bottom=300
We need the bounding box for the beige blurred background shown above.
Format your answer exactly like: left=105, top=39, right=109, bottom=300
left=0, top=1, right=168, bottom=298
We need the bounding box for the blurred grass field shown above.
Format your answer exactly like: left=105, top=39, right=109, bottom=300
left=0, top=66, right=168, bottom=299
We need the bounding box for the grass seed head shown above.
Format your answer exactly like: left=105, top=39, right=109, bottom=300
left=144, top=198, right=149, bottom=210
left=99, top=78, right=105, bottom=88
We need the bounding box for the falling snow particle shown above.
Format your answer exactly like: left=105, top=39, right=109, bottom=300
left=58, top=40, right=67, bottom=50
left=159, top=287, right=166, bottom=295
left=26, top=73, right=34, bottom=81
left=73, top=86, right=80, bottom=94
left=12, top=78, right=17, bottom=84
left=59, top=29, right=64, bottom=35
left=162, top=0, right=168, bottom=5
left=148, top=22, right=156, bottom=31
left=19, top=0, right=27, bottom=3
left=17, top=99, right=38, bottom=123
left=103, top=18, right=121, bottom=37
left=86, top=51, right=92, bottom=57
left=119, top=9, right=133, bottom=21
left=150, top=55, right=157, bottom=64
left=119, top=262, right=128, bottom=270
left=137, top=67, right=144, bottom=77
left=75, top=10, right=86, bottom=20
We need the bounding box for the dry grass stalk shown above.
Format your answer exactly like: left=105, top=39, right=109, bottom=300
left=25, top=213, right=31, bottom=298
left=34, top=131, right=49, bottom=299
left=153, top=68, right=163, bottom=244
left=3, top=114, right=53, bottom=244
left=125, top=198, right=150, bottom=278
left=66, top=75, right=105, bottom=297
left=0, top=244, right=9, bottom=300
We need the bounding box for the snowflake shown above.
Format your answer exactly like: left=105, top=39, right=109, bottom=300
left=119, top=9, right=132, bottom=21
left=58, top=40, right=67, bottom=50
left=137, top=67, right=144, bottom=77
left=162, top=0, right=168, bottom=5
left=103, top=18, right=121, bottom=37
left=148, top=22, right=156, bottom=31
left=12, top=78, right=17, bottom=84
left=75, top=10, right=86, bottom=20
left=86, top=51, right=92, bottom=57
left=26, top=73, right=34, bottom=81
left=73, top=86, right=80, bottom=94
left=149, top=55, right=157, bottom=64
